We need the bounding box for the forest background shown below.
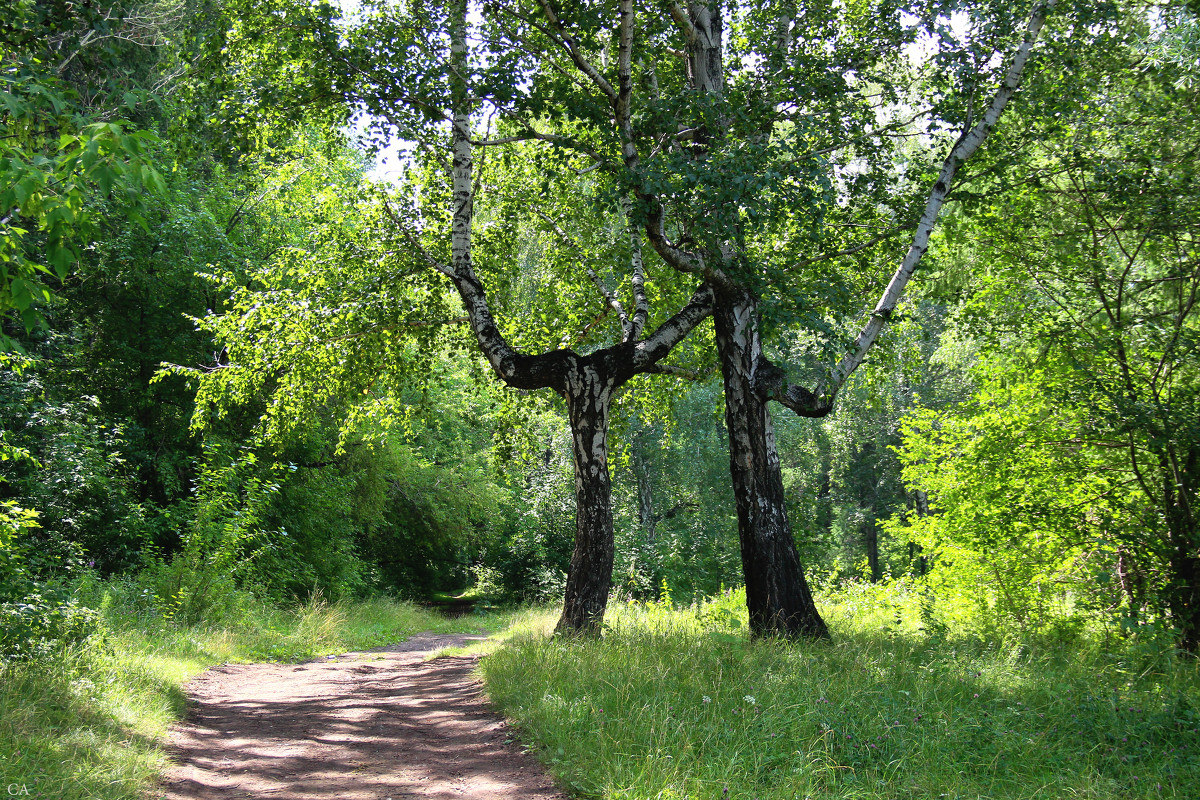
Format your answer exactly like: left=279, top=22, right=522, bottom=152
left=3, top=0, right=1200, bottom=797
left=0, top=0, right=1195, bottom=705
left=3, top=0, right=1197, bottom=652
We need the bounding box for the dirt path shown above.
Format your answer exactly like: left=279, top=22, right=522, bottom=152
left=155, top=634, right=566, bottom=800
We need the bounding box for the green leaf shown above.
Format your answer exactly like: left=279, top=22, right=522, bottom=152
left=9, top=277, right=32, bottom=310
left=48, top=245, right=75, bottom=278
left=95, top=165, right=114, bottom=198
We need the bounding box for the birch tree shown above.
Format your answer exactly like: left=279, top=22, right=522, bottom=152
left=213, top=0, right=1076, bottom=635
left=401, top=0, right=1064, bottom=636
left=196, top=0, right=714, bottom=633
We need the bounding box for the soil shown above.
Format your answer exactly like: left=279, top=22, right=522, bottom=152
left=154, top=633, right=567, bottom=800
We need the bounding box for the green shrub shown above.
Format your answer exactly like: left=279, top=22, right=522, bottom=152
left=0, top=502, right=98, bottom=660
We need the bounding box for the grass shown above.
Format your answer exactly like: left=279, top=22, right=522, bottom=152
left=6, top=579, right=1197, bottom=800
left=0, top=583, right=505, bottom=800
left=479, top=586, right=1200, bottom=800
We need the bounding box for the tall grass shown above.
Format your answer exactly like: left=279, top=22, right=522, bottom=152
left=480, top=586, right=1200, bottom=799
left=0, top=583, right=497, bottom=800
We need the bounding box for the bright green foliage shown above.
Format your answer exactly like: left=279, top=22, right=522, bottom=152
left=0, top=496, right=95, bottom=660
left=888, top=361, right=1113, bottom=633
left=140, top=443, right=284, bottom=624
left=482, top=591, right=1200, bottom=799
left=147, top=135, right=511, bottom=605
left=168, top=136, right=451, bottom=446
left=0, top=502, right=39, bottom=598
left=771, top=304, right=959, bottom=583
left=173, top=0, right=350, bottom=159
left=0, top=1, right=167, bottom=344
left=893, top=5, right=1200, bottom=645
left=0, top=152, right=259, bottom=579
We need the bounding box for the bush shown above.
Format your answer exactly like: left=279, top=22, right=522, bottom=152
left=0, top=594, right=96, bottom=661
left=0, top=501, right=97, bottom=660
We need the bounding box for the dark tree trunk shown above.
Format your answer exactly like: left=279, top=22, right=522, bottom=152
left=911, top=489, right=930, bottom=575
left=555, top=361, right=618, bottom=634
left=1163, top=446, right=1199, bottom=652
left=1170, top=545, right=1200, bottom=653
left=865, top=512, right=881, bottom=582
left=711, top=284, right=829, bottom=639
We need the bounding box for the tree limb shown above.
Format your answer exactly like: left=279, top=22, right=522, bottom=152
left=644, top=362, right=717, bottom=381
left=819, top=0, right=1058, bottom=400
left=445, top=2, right=554, bottom=391
left=534, top=0, right=617, bottom=101
left=533, top=206, right=631, bottom=335
left=629, top=283, right=714, bottom=371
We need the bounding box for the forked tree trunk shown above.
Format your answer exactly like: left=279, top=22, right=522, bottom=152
left=712, top=284, right=828, bottom=639
left=441, top=1, right=714, bottom=638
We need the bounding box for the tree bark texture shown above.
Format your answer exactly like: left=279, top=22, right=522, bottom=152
left=439, top=2, right=715, bottom=636
left=555, top=360, right=617, bottom=634
left=712, top=283, right=829, bottom=639
left=439, top=0, right=1053, bottom=641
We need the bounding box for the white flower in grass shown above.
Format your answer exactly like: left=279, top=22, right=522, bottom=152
left=744, top=695, right=756, bottom=705
left=702, top=695, right=712, bottom=704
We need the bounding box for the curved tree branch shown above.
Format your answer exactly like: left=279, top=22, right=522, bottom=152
left=818, top=0, right=1057, bottom=401
left=757, top=0, right=1058, bottom=415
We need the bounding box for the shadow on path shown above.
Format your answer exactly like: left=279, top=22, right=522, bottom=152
left=155, top=634, right=565, bottom=800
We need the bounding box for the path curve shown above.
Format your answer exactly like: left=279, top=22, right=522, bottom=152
left=156, top=633, right=566, bottom=800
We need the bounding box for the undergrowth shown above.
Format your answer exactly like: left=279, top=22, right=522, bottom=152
left=0, top=581, right=497, bottom=800
left=480, top=585, right=1200, bottom=800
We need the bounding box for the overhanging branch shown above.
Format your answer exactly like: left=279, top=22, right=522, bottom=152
left=818, top=0, right=1058, bottom=400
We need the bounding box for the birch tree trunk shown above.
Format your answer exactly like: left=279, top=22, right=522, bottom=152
left=439, top=0, right=714, bottom=635
left=557, top=360, right=618, bottom=633
left=712, top=284, right=828, bottom=638
left=438, top=0, right=1052, bottom=640
left=1162, top=446, right=1199, bottom=652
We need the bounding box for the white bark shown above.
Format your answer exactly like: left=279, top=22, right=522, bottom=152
left=622, top=197, right=650, bottom=340
left=447, top=0, right=531, bottom=386
left=536, top=0, right=617, bottom=101
left=631, top=284, right=713, bottom=370
left=818, top=0, right=1057, bottom=400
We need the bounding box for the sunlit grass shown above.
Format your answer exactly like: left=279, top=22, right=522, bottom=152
left=480, top=587, right=1200, bottom=800
left=427, top=605, right=559, bottom=659
left=0, top=586, right=504, bottom=800
left=8, top=578, right=1197, bottom=800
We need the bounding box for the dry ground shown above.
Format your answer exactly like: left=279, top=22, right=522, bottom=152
left=155, top=633, right=566, bottom=800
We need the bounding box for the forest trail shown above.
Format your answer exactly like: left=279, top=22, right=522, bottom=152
left=155, top=633, right=566, bottom=800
